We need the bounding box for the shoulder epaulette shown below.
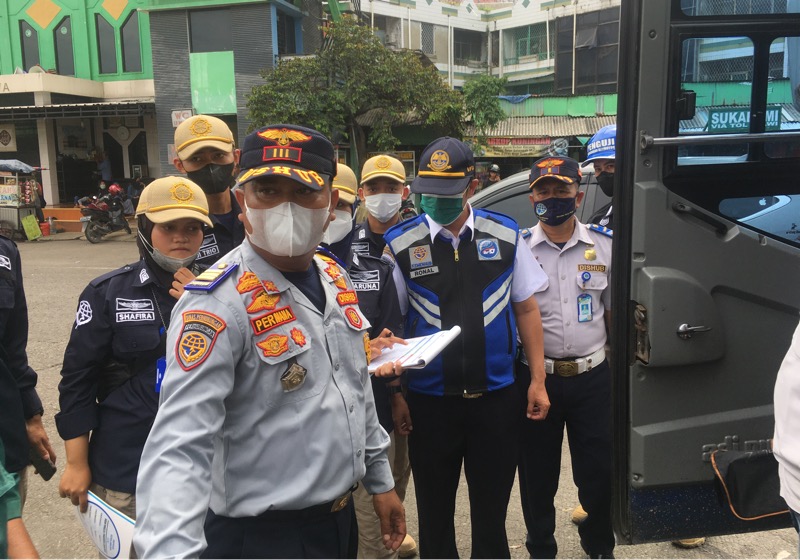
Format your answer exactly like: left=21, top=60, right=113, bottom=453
left=357, top=251, right=394, bottom=271
left=89, top=263, right=137, bottom=287
left=184, top=262, right=239, bottom=292
left=588, top=224, right=613, bottom=238
left=520, top=228, right=532, bottom=240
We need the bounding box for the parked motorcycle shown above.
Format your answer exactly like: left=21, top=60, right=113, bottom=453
left=80, top=184, right=132, bottom=243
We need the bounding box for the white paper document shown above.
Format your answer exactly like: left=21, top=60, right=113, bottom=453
left=368, top=326, right=461, bottom=373
left=74, top=490, right=136, bottom=559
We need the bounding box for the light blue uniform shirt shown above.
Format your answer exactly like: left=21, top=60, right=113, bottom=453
left=134, top=240, right=393, bottom=558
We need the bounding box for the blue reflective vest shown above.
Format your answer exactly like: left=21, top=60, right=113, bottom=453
left=385, top=210, right=519, bottom=396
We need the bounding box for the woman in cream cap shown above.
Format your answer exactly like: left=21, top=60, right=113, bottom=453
left=56, top=177, right=211, bottom=553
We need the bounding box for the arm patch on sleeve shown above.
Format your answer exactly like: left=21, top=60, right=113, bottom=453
left=176, top=310, right=227, bottom=371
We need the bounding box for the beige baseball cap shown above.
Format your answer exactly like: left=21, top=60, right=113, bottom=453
left=360, top=155, right=406, bottom=184
left=136, top=177, right=214, bottom=228
left=332, top=163, right=357, bottom=205
left=174, top=115, right=235, bottom=160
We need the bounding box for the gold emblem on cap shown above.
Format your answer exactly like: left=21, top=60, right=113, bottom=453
left=170, top=183, right=195, bottom=204
left=376, top=156, right=391, bottom=169
left=537, top=158, right=565, bottom=168
left=189, top=118, right=212, bottom=137
left=258, top=128, right=312, bottom=146
left=428, top=150, right=451, bottom=172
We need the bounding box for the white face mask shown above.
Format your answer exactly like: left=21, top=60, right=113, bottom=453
left=365, top=193, right=403, bottom=223
left=244, top=199, right=330, bottom=258
left=322, top=209, right=353, bottom=245
left=138, top=231, right=198, bottom=273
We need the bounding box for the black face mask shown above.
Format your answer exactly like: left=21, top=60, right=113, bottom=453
left=185, top=163, right=235, bottom=195
left=596, top=173, right=614, bottom=197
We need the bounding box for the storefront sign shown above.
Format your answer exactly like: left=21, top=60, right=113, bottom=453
left=171, top=109, right=194, bottom=127
left=481, top=136, right=551, bottom=158
left=0, top=124, right=17, bottom=152
left=707, top=105, right=782, bottom=133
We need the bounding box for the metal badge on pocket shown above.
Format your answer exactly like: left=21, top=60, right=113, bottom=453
left=281, top=359, right=307, bottom=392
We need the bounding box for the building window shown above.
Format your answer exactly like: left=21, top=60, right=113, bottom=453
left=20, top=21, right=40, bottom=71
left=54, top=17, right=75, bottom=76
left=121, top=11, right=142, bottom=72
left=96, top=14, right=118, bottom=73
left=421, top=22, right=434, bottom=55
left=277, top=11, right=297, bottom=55
left=189, top=9, right=232, bottom=53
left=453, top=29, right=484, bottom=66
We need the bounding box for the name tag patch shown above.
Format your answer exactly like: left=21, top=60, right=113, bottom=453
left=578, top=264, right=606, bottom=273
left=409, top=245, right=433, bottom=269
left=177, top=311, right=226, bottom=371
left=351, top=242, right=369, bottom=255
left=351, top=270, right=380, bottom=291
left=410, top=266, right=439, bottom=278
left=115, top=298, right=155, bottom=322
left=251, top=306, right=296, bottom=335
left=198, top=233, right=219, bottom=260
left=477, top=238, right=501, bottom=261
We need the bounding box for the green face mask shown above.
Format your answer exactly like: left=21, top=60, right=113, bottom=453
left=420, top=194, right=464, bottom=225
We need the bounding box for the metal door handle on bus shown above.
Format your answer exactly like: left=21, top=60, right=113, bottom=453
left=677, top=323, right=712, bottom=340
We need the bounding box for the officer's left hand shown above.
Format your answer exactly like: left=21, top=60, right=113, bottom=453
left=170, top=267, right=196, bottom=299
left=26, top=414, right=56, bottom=464
left=527, top=380, right=550, bottom=421
left=373, top=489, right=406, bottom=551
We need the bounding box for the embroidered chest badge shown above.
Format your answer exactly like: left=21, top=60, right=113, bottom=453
left=409, top=245, right=433, bottom=269
left=477, top=238, right=501, bottom=261
left=345, top=307, right=363, bottom=329
left=290, top=327, right=307, bottom=347
left=236, top=272, right=262, bottom=294
left=257, top=334, right=289, bottom=357
left=246, top=290, right=281, bottom=314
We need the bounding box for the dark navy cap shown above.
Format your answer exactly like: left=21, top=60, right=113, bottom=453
left=529, top=156, right=582, bottom=189
left=411, top=137, right=476, bottom=196
left=237, top=124, right=336, bottom=190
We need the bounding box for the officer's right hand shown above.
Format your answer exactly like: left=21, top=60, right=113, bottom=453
left=59, top=463, right=92, bottom=513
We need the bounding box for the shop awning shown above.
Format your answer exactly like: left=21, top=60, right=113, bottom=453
left=466, top=115, right=617, bottom=139
left=0, top=100, right=155, bottom=121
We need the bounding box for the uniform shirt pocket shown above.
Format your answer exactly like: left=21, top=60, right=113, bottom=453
left=112, top=325, right=161, bottom=358
left=251, top=333, right=325, bottom=408
left=575, top=272, right=608, bottom=312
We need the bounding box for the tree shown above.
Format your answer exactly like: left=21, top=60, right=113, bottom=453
left=462, top=74, right=508, bottom=148
left=247, top=16, right=463, bottom=164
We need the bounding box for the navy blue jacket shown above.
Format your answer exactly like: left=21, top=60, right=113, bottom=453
left=56, top=260, right=175, bottom=493
left=195, top=191, right=245, bottom=271
left=348, top=252, right=403, bottom=432
left=0, top=235, right=42, bottom=472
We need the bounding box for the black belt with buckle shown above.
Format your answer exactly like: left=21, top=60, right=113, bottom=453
left=462, top=391, right=483, bottom=399
left=256, top=485, right=357, bottom=521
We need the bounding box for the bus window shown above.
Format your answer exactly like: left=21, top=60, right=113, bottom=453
left=678, top=37, right=752, bottom=163
left=681, top=0, right=800, bottom=16
left=765, top=35, right=800, bottom=158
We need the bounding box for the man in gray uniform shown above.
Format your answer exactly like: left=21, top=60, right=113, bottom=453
left=134, top=124, right=405, bottom=559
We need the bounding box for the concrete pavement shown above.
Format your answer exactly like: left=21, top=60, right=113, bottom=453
left=14, top=235, right=798, bottom=558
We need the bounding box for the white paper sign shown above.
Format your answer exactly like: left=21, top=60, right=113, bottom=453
left=74, top=491, right=136, bottom=559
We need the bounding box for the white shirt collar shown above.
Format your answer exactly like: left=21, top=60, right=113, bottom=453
left=425, top=204, right=475, bottom=244
left=531, top=217, right=593, bottom=251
